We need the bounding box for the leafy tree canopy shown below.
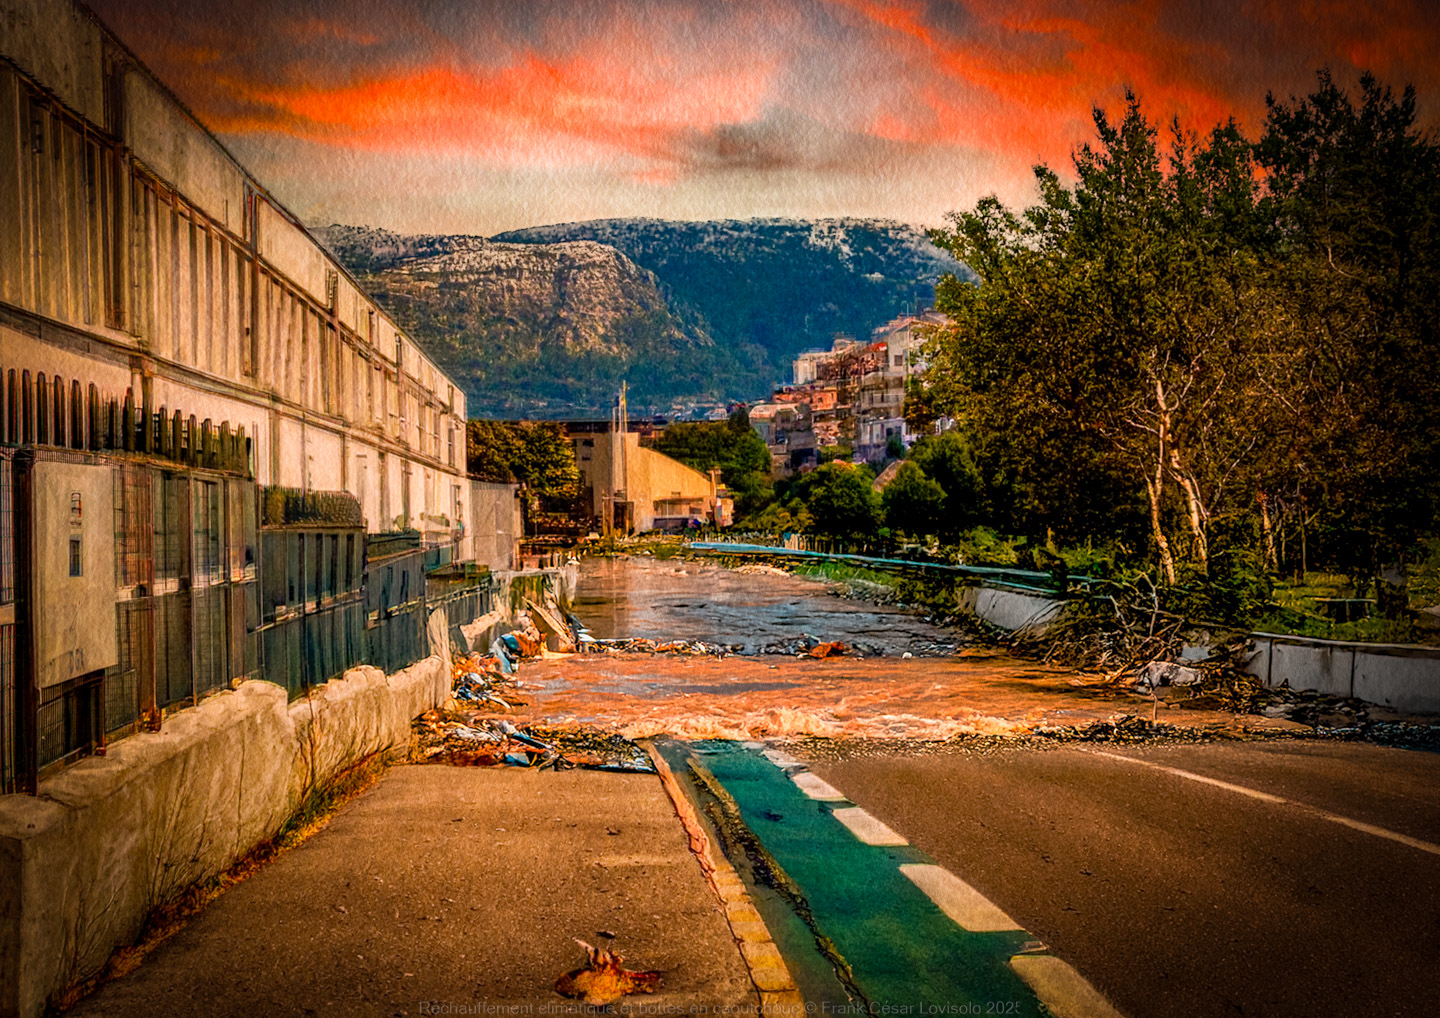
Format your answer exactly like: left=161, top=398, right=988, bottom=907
left=466, top=420, right=580, bottom=508
left=882, top=461, right=947, bottom=538
left=793, top=462, right=882, bottom=538
left=920, top=70, right=1440, bottom=591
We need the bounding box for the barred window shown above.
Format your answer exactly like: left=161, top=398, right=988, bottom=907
left=0, top=457, right=12, bottom=603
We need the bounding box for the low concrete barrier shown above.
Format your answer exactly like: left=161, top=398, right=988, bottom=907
left=958, top=588, right=1440, bottom=714
left=957, top=585, right=1064, bottom=634
left=0, top=610, right=453, bottom=1018
left=1244, top=633, right=1440, bottom=713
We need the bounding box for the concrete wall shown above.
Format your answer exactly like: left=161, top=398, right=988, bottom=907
left=957, top=585, right=1063, bottom=634
left=1243, top=634, right=1440, bottom=714
left=0, top=612, right=454, bottom=1018
left=470, top=481, right=521, bottom=572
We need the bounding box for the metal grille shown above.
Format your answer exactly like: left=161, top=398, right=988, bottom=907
left=37, top=675, right=100, bottom=770
left=193, top=585, right=227, bottom=697
left=0, top=624, right=14, bottom=791
left=108, top=600, right=149, bottom=733
left=257, top=527, right=369, bottom=697
left=0, top=455, right=13, bottom=604
left=364, top=549, right=428, bottom=676
left=156, top=591, right=192, bottom=708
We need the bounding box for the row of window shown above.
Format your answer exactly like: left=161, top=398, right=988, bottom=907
left=2, top=67, right=463, bottom=470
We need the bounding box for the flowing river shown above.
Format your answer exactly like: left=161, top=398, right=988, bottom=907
left=569, top=554, right=962, bottom=655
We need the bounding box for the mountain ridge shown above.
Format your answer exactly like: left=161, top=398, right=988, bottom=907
left=314, top=218, right=966, bottom=417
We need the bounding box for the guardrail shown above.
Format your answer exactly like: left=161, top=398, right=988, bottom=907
left=687, top=539, right=1090, bottom=595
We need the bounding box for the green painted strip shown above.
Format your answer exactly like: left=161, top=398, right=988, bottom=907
left=693, top=741, right=1047, bottom=1013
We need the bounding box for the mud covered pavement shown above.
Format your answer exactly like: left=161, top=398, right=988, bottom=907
left=473, top=555, right=1320, bottom=743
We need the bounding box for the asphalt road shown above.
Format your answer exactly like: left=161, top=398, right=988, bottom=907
left=809, top=740, right=1440, bottom=1018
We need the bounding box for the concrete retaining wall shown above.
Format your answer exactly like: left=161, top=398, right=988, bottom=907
left=957, top=586, right=1063, bottom=634
left=1243, top=634, right=1440, bottom=714
left=961, top=589, right=1440, bottom=714
left=0, top=613, right=452, bottom=1018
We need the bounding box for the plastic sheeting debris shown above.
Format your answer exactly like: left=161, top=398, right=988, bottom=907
left=554, top=940, right=661, bottom=1005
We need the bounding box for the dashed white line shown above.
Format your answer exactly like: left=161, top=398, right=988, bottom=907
left=768, top=750, right=1126, bottom=1016
left=761, top=748, right=805, bottom=770
left=791, top=771, right=847, bottom=801
left=899, top=863, right=1021, bottom=932
left=830, top=806, right=909, bottom=846
left=1086, top=749, right=1440, bottom=858
left=1009, top=955, right=1126, bottom=1018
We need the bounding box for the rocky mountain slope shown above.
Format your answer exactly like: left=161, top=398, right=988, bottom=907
left=314, top=225, right=733, bottom=417
left=316, top=218, right=966, bottom=417
left=494, top=217, right=968, bottom=374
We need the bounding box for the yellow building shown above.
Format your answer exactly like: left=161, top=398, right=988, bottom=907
left=572, top=429, right=732, bottom=533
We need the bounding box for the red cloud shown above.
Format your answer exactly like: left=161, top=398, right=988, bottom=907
left=92, top=0, right=1440, bottom=196
left=827, top=0, right=1440, bottom=175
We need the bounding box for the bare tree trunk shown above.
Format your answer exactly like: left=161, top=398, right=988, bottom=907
left=1168, top=447, right=1208, bottom=572
left=1144, top=471, right=1177, bottom=586
left=1259, top=492, right=1278, bottom=573
left=1147, top=379, right=1177, bottom=586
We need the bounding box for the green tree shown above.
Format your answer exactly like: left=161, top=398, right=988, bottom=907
left=925, top=92, right=1281, bottom=583
left=1255, top=71, right=1440, bottom=599
left=881, top=461, right=947, bottom=538
left=648, top=416, right=774, bottom=517
left=796, top=462, right=881, bottom=538
left=907, top=432, right=986, bottom=535
left=466, top=420, right=580, bottom=510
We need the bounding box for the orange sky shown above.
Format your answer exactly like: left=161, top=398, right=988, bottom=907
left=87, top=0, right=1440, bottom=234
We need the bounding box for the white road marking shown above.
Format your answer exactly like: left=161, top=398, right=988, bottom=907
left=1086, top=749, right=1440, bottom=858
left=762, top=749, right=806, bottom=771
left=791, top=771, right=847, bottom=801
left=831, top=807, right=909, bottom=846
left=759, top=747, right=1125, bottom=1016
left=1009, top=955, right=1126, bottom=1018
left=899, top=863, right=1021, bottom=932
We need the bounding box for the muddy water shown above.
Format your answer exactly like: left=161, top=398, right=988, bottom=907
left=504, top=555, right=1269, bottom=740
left=571, top=555, right=959, bottom=655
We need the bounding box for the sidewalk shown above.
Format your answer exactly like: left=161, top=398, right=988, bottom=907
left=71, top=766, right=758, bottom=1017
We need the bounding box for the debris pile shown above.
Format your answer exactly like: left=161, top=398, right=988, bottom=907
left=758, top=635, right=887, bottom=657
left=447, top=652, right=518, bottom=711
left=586, top=637, right=742, bottom=656
left=417, top=650, right=658, bottom=774
left=415, top=712, right=656, bottom=773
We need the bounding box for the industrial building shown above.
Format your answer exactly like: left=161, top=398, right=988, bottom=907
left=0, top=0, right=499, bottom=792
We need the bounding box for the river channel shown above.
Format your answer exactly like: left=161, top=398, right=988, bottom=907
left=569, top=554, right=962, bottom=655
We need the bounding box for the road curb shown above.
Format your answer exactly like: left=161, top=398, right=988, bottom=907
left=644, top=740, right=806, bottom=1013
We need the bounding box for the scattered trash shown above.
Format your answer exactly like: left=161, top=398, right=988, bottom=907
left=554, top=940, right=661, bottom=1005
left=586, top=637, right=742, bottom=656
left=1139, top=660, right=1204, bottom=688
left=507, top=613, right=544, bottom=658
left=758, top=634, right=887, bottom=657
left=413, top=696, right=656, bottom=774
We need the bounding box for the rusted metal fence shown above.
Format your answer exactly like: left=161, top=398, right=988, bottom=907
left=0, top=376, right=495, bottom=792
